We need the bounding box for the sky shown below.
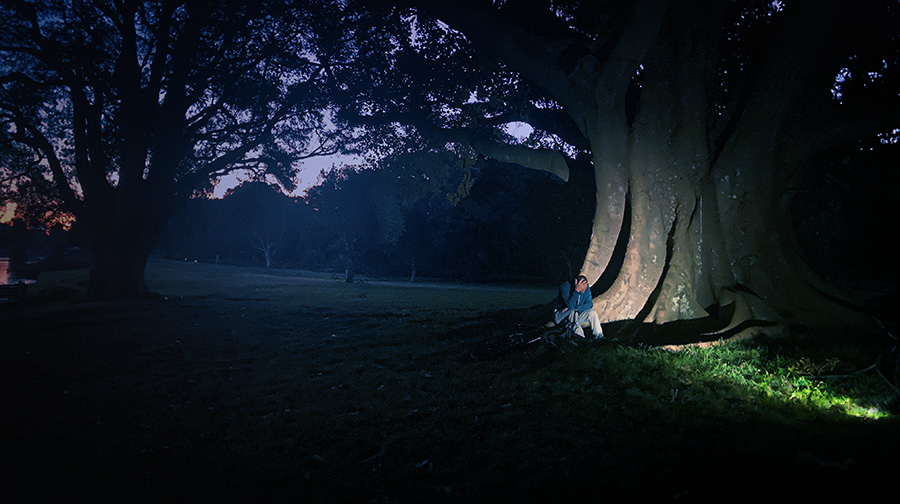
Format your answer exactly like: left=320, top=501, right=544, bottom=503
left=211, top=152, right=362, bottom=199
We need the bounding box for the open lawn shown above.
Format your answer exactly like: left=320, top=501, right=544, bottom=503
left=2, top=260, right=897, bottom=502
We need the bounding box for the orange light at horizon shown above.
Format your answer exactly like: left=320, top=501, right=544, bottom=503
left=53, top=212, right=77, bottom=232
left=40, top=209, right=76, bottom=232
left=0, top=202, right=75, bottom=231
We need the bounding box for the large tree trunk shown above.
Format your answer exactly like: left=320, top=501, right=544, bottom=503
left=83, top=180, right=172, bottom=300
left=577, top=1, right=871, bottom=336
left=88, top=233, right=154, bottom=299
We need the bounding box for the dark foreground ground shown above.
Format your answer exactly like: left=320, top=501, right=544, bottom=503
left=2, top=261, right=897, bottom=503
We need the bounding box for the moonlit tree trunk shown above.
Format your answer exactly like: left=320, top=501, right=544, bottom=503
left=575, top=1, right=868, bottom=333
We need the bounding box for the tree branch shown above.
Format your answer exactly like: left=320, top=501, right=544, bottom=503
left=19, top=122, right=84, bottom=214
left=424, top=124, right=570, bottom=182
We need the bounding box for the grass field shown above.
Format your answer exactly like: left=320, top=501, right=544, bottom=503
left=2, top=259, right=897, bottom=502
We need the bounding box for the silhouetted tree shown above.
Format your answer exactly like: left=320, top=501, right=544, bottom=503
left=0, top=0, right=349, bottom=298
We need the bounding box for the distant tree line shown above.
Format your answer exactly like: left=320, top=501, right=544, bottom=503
left=157, top=152, right=594, bottom=283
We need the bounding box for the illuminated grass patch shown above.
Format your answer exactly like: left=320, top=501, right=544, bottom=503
left=590, top=342, right=895, bottom=420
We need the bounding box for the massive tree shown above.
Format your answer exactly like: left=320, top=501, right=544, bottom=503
left=0, top=0, right=347, bottom=298
left=341, top=0, right=897, bottom=336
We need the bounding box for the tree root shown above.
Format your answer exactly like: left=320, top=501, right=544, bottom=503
left=659, top=324, right=776, bottom=352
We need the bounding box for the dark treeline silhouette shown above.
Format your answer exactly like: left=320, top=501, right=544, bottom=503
left=157, top=154, right=594, bottom=284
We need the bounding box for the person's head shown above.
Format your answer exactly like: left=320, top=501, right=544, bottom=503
left=574, top=275, right=588, bottom=292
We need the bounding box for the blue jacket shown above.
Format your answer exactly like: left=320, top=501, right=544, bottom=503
left=557, top=280, right=593, bottom=313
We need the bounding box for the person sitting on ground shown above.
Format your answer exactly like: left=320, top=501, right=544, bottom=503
left=552, top=275, right=603, bottom=340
